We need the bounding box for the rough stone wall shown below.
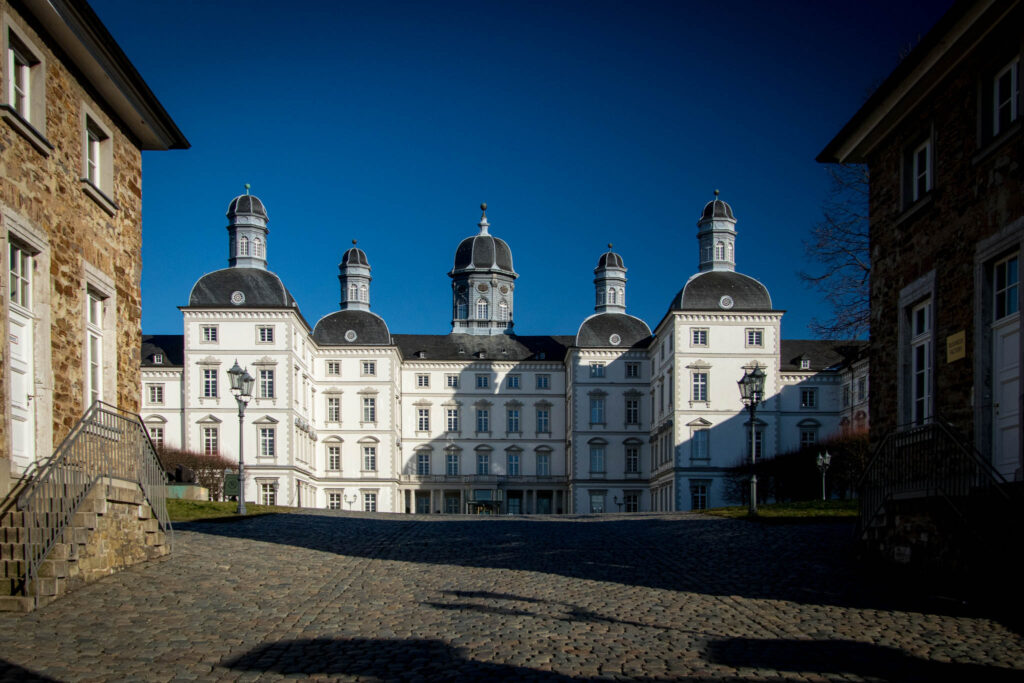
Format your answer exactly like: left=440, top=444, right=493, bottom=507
left=867, top=11, right=1024, bottom=445
left=1, top=1, right=144, bottom=474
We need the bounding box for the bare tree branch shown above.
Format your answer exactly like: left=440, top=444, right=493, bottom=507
left=800, top=163, right=870, bottom=339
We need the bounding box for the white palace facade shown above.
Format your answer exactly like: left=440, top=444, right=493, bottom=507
left=140, top=193, right=868, bottom=513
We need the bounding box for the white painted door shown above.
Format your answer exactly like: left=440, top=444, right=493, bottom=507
left=992, top=316, right=1020, bottom=479
left=8, top=306, right=34, bottom=473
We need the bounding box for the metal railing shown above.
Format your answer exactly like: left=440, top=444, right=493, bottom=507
left=15, top=401, right=172, bottom=599
left=858, top=417, right=1011, bottom=534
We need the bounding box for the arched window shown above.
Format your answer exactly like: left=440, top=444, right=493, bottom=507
left=239, top=235, right=249, bottom=256
left=254, top=238, right=264, bottom=258
left=608, top=289, right=617, bottom=304
left=597, top=290, right=605, bottom=305
left=349, top=283, right=358, bottom=301
left=715, top=241, right=725, bottom=260
left=477, top=298, right=488, bottom=319
left=359, top=284, right=368, bottom=302
left=498, top=300, right=508, bottom=321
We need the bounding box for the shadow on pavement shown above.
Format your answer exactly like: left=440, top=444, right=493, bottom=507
left=0, top=658, right=59, bottom=682
left=705, top=637, right=1023, bottom=681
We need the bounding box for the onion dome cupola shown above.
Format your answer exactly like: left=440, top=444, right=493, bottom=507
left=448, top=203, right=518, bottom=336
left=314, top=241, right=391, bottom=346
left=697, top=189, right=737, bottom=273
left=338, top=240, right=372, bottom=311
left=594, top=243, right=627, bottom=314
left=226, top=184, right=270, bottom=270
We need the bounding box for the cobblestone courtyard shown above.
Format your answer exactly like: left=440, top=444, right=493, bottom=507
left=2, top=511, right=1022, bottom=681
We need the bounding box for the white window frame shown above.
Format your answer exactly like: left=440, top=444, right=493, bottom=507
left=691, top=429, right=709, bottom=461
left=326, top=360, right=341, bottom=376
left=148, top=425, right=164, bottom=450
left=362, top=396, right=377, bottom=423
left=416, top=451, right=431, bottom=475
left=417, top=408, right=430, bottom=432
left=589, top=363, right=605, bottom=378
left=993, top=58, right=1019, bottom=136
left=910, top=299, right=932, bottom=425
left=476, top=452, right=490, bottom=475
left=745, top=328, right=764, bottom=348
left=79, top=107, right=115, bottom=213
left=625, top=398, right=640, bottom=425
left=327, top=492, right=342, bottom=510
left=692, top=372, right=708, bottom=403
left=257, top=325, right=275, bottom=344
left=326, top=396, right=341, bottom=423
left=203, top=426, right=218, bottom=455
left=445, top=374, right=459, bottom=388
left=800, top=387, right=818, bottom=409
left=589, top=397, right=605, bottom=425
left=536, top=452, right=550, bottom=477
left=416, top=373, right=430, bottom=388
left=202, top=368, right=218, bottom=398
left=446, top=408, right=459, bottom=432
left=506, top=374, right=521, bottom=389
left=911, top=138, right=932, bottom=203
left=625, top=445, right=640, bottom=473
left=362, top=445, right=377, bottom=472
left=327, top=444, right=341, bottom=471
left=259, top=427, right=276, bottom=457
left=994, top=253, right=1020, bottom=321
left=446, top=451, right=460, bottom=475
left=361, top=360, right=376, bottom=376
left=85, top=291, right=105, bottom=406
left=507, top=452, right=520, bottom=476
left=625, top=362, right=640, bottom=378
left=536, top=408, right=550, bottom=434
left=475, top=408, right=489, bottom=433
left=260, top=483, right=277, bottom=506
left=362, top=492, right=377, bottom=512
left=506, top=408, right=520, bottom=433
left=147, top=384, right=164, bottom=405
left=259, top=369, right=275, bottom=399
left=3, top=21, right=48, bottom=153
left=475, top=374, right=489, bottom=389
left=201, top=325, right=218, bottom=343
left=536, top=374, right=550, bottom=390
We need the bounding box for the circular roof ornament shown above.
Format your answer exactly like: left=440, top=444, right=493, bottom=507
left=344, top=329, right=358, bottom=342
left=609, top=333, right=622, bottom=346
left=230, top=291, right=245, bottom=305
left=477, top=284, right=489, bottom=292
left=719, top=295, right=734, bottom=310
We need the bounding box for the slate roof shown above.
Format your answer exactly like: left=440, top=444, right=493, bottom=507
left=779, top=339, right=868, bottom=372
left=451, top=234, right=516, bottom=275
left=313, top=310, right=391, bottom=346
left=141, top=334, right=184, bottom=367
left=341, top=247, right=369, bottom=267
left=189, top=268, right=298, bottom=308
left=227, top=194, right=267, bottom=219
left=394, top=334, right=573, bottom=362
left=700, top=198, right=735, bottom=221
left=576, top=313, right=652, bottom=349
left=670, top=271, right=773, bottom=311
left=596, top=251, right=624, bottom=270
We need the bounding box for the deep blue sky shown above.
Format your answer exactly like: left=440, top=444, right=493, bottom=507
left=92, top=0, right=952, bottom=338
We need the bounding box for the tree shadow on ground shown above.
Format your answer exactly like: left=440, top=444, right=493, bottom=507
left=705, top=637, right=1023, bottom=682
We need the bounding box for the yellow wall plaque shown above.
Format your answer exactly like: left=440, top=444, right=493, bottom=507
left=946, top=330, right=966, bottom=363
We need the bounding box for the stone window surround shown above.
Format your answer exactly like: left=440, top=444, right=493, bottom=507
left=80, top=103, right=117, bottom=215
left=200, top=324, right=219, bottom=343
left=1, top=14, right=51, bottom=156
left=897, top=269, right=935, bottom=426
left=83, top=260, right=116, bottom=408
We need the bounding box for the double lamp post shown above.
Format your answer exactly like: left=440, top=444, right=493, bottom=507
left=737, top=365, right=766, bottom=516
left=227, top=360, right=255, bottom=515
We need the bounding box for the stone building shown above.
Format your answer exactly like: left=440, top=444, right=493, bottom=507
left=2, top=0, right=188, bottom=495
left=142, top=194, right=864, bottom=512
left=819, top=0, right=1022, bottom=481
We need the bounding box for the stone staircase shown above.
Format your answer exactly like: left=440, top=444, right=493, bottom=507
left=0, top=478, right=169, bottom=613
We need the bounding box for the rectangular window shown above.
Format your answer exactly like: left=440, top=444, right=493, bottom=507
left=625, top=446, right=640, bottom=473
left=200, top=369, right=218, bottom=400
left=800, top=388, right=818, bottom=408
left=203, top=427, right=218, bottom=455
left=363, top=492, right=377, bottom=512
left=748, top=430, right=764, bottom=461
left=537, top=453, right=550, bottom=476
left=507, top=453, right=520, bottom=476
left=625, top=362, right=640, bottom=378
left=589, top=363, right=605, bottom=378
left=445, top=374, right=459, bottom=388
left=746, top=329, right=764, bottom=347
left=257, top=325, right=274, bottom=343
left=800, top=359, right=811, bottom=369
left=691, top=328, right=708, bottom=347
left=507, top=408, right=520, bottom=433
left=995, top=254, right=1020, bottom=320
left=327, top=445, right=341, bottom=471
left=362, top=446, right=377, bottom=471
left=857, top=377, right=868, bottom=403
left=416, top=452, right=430, bottom=475
left=327, top=397, right=341, bottom=422
left=536, top=408, right=550, bottom=433
left=328, top=492, right=341, bottom=510
left=800, top=429, right=817, bottom=448
left=506, top=374, right=521, bottom=389
left=326, top=360, right=341, bottom=376
left=201, top=325, right=218, bottom=342
left=993, top=58, right=1019, bottom=136
left=589, top=491, right=606, bottom=514
left=476, top=409, right=489, bottom=433
left=446, top=452, right=459, bottom=475
left=842, top=385, right=851, bottom=408
left=536, top=374, right=550, bottom=389
left=624, top=492, right=638, bottom=513
left=261, top=484, right=276, bottom=506
left=9, top=242, right=31, bottom=309
left=692, top=372, right=708, bottom=402
left=475, top=374, right=489, bottom=388
left=259, top=369, right=274, bottom=399
left=362, top=397, right=376, bottom=423
left=147, top=384, right=164, bottom=404
left=361, top=361, right=376, bottom=376
left=691, top=430, right=709, bottom=460
left=911, top=299, right=932, bottom=425
left=7, top=37, right=32, bottom=120
left=259, top=428, right=276, bottom=457
left=417, top=408, right=430, bottom=431
left=589, top=446, right=605, bottom=473
left=590, top=397, right=605, bottom=424
left=908, top=138, right=931, bottom=204
left=476, top=453, right=490, bottom=475
left=86, top=292, right=104, bottom=405
left=148, top=426, right=164, bottom=449
left=153, top=353, right=163, bottom=364
left=625, top=398, right=640, bottom=425
left=416, top=373, right=430, bottom=388
left=690, top=482, right=709, bottom=511
left=446, top=408, right=459, bottom=432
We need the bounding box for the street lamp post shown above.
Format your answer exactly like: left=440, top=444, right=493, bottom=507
left=737, top=365, right=766, bottom=516
left=816, top=451, right=832, bottom=501
left=345, top=493, right=358, bottom=511
left=613, top=496, right=623, bottom=513
left=227, top=360, right=255, bottom=515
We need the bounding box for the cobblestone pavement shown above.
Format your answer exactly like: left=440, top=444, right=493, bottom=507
left=2, top=511, right=1023, bottom=681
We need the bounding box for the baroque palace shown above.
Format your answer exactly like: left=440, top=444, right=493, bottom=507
left=141, top=193, right=867, bottom=514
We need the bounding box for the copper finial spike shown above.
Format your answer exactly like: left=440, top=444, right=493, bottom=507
left=608, top=243, right=613, bottom=250
left=245, top=183, right=250, bottom=195
left=714, top=189, right=719, bottom=198
left=480, top=202, right=487, bottom=217
left=352, top=239, right=357, bottom=246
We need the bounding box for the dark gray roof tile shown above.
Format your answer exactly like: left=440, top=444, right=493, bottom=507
left=313, top=310, right=391, bottom=346
left=576, top=313, right=652, bottom=348
left=141, top=334, right=184, bottom=366
left=394, top=334, right=572, bottom=362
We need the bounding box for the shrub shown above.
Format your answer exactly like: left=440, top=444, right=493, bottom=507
left=158, top=447, right=236, bottom=501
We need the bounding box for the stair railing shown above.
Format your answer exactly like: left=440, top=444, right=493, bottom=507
left=15, top=401, right=172, bottom=599
left=858, top=416, right=1011, bottom=535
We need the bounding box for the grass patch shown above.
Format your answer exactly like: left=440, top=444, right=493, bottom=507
left=702, top=499, right=858, bottom=523
left=167, top=499, right=296, bottom=523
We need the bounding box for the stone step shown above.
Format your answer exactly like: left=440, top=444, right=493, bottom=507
left=0, top=527, right=26, bottom=544
left=72, top=511, right=97, bottom=529
left=1, top=559, right=25, bottom=579
left=1, top=511, right=24, bottom=528
left=1, top=543, right=25, bottom=561
left=0, top=595, right=34, bottom=612
left=26, top=576, right=66, bottom=597
left=37, top=559, right=69, bottom=579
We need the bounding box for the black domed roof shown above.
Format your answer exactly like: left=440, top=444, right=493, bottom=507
left=313, top=309, right=391, bottom=346
left=341, top=247, right=369, bottom=267
left=576, top=313, right=652, bottom=348
left=700, top=198, right=734, bottom=221
left=227, top=194, right=267, bottom=219
left=596, top=251, right=624, bottom=270
left=670, top=271, right=772, bottom=311
left=452, top=233, right=515, bottom=275
left=189, top=268, right=297, bottom=308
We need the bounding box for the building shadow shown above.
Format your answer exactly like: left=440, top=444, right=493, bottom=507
left=0, top=658, right=59, bottom=681
left=705, top=637, right=1022, bottom=682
